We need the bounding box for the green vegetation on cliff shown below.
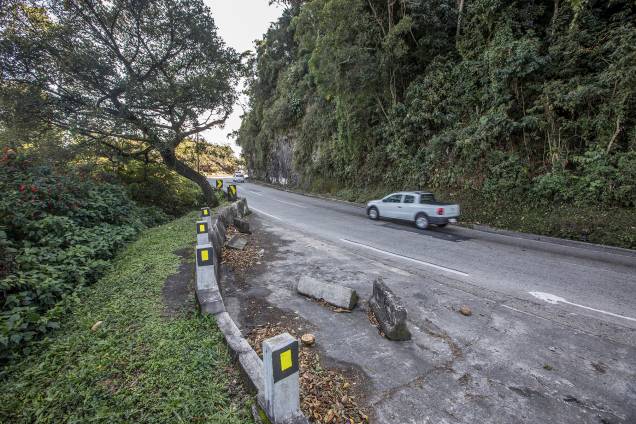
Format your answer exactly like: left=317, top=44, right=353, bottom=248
left=238, top=0, right=636, bottom=247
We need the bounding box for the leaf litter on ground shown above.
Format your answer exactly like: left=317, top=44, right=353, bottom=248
left=222, top=225, right=262, bottom=272
left=247, top=324, right=369, bottom=424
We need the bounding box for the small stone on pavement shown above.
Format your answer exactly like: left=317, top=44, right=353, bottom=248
left=301, top=333, right=315, bottom=346
left=459, top=305, right=472, bottom=316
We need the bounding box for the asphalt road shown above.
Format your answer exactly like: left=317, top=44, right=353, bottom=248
left=214, top=178, right=636, bottom=330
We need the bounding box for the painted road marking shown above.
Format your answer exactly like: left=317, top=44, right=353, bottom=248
left=270, top=198, right=307, bottom=208
left=340, top=238, right=469, bottom=277
left=250, top=207, right=282, bottom=221
left=501, top=305, right=551, bottom=322
left=246, top=190, right=307, bottom=208
left=529, top=291, right=636, bottom=322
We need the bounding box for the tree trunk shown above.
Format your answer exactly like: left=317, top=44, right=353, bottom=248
left=160, top=148, right=219, bottom=207
left=456, top=0, right=465, bottom=38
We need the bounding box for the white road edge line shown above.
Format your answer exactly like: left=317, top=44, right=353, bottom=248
left=529, top=291, right=636, bottom=322
left=250, top=207, right=282, bottom=221
left=270, top=198, right=307, bottom=208
left=340, top=238, right=469, bottom=277
left=246, top=190, right=264, bottom=196
left=501, top=305, right=551, bottom=322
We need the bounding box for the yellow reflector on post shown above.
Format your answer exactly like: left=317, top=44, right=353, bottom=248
left=280, top=349, right=292, bottom=371
left=201, top=250, right=209, bottom=261
left=199, top=224, right=205, bottom=233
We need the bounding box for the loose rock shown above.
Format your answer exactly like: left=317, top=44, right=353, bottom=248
left=301, top=333, right=315, bottom=346
left=91, top=321, right=103, bottom=331
left=459, top=305, right=472, bottom=316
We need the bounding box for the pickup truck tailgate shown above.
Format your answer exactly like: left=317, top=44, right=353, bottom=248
left=443, top=205, right=460, bottom=217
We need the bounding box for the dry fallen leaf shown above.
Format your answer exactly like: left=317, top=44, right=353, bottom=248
left=247, top=324, right=369, bottom=424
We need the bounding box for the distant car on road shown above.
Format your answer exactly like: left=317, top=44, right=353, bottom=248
left=233, top=172, right=245, bottom=183
left=366, top=191, right=460, bottom=230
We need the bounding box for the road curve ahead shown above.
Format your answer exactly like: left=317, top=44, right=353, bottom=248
left=213, top=178, right=636, bottom=331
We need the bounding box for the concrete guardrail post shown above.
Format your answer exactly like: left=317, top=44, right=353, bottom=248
left=263, top=333, right=304, bottom=423
left=195, top=243, right=224, bottom=315
left=196, top=220, right=209, bottom=246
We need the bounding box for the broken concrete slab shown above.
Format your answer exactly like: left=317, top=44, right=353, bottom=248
left=227, top=234, right=248, bottom=250
left=296, top=275, right=358, bottom=310
left=234, top=217, right=251, bottom=234
left=368, top=278, right=411, bottom=341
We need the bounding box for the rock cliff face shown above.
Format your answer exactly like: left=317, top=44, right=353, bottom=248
left=253, top=135, right=298, bottom=186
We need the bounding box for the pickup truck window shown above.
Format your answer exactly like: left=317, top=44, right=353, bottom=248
left=383, top=194, right=402, bottom=203
left=419, top=194, right=436, bottom=203
left=403, top=195, right=415, bottom=204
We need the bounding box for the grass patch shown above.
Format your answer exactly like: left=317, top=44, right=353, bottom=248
left=0, top=211, right=253, bottom=423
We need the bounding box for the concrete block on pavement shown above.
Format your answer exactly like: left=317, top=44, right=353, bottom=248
left=368, top=278, right=411, bottom=341
left=234, top=217, right=251, bottom=234
left=296, top=275, right=358, bottom=310
left=227, top=235, right=248, bottom=250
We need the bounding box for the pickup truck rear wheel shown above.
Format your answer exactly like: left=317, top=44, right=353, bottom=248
left=415, top=213, right=429, bottom=230
left=367, top=206, right=379, bottom=220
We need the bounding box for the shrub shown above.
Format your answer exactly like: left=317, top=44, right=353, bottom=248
left=0, top=149, right=168, bottom=360
left=101, top=161, right=205, bottom=217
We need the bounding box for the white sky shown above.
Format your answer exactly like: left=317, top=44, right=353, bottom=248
left=202, top=0, right=284, bottom=157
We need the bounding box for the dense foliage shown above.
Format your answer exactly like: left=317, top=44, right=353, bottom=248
left=238, top=0, right=636, bottom=209
left=0, top=149, right=168, bottom=360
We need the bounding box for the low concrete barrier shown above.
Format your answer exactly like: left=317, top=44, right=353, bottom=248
left=195, top=243, right=224, bottom=315
left=368, top=278, right=411, bottom=341
left=296, top=275, right=358, bottom=310
left=193, top=198, right=308, bottom=423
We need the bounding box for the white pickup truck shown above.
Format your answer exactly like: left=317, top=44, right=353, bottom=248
left=366, top=191, right=460, bottom=230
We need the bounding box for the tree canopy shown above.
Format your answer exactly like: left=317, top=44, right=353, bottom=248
left=1, top=0, right=242, bottom=205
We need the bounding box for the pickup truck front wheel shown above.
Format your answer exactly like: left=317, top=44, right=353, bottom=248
left=367, top=206, right=379, bottom=220
left=415, top=213, right=429, bottom=230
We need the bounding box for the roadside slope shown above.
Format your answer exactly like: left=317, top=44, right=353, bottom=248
left=0, top=212, right=253, bottom=423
